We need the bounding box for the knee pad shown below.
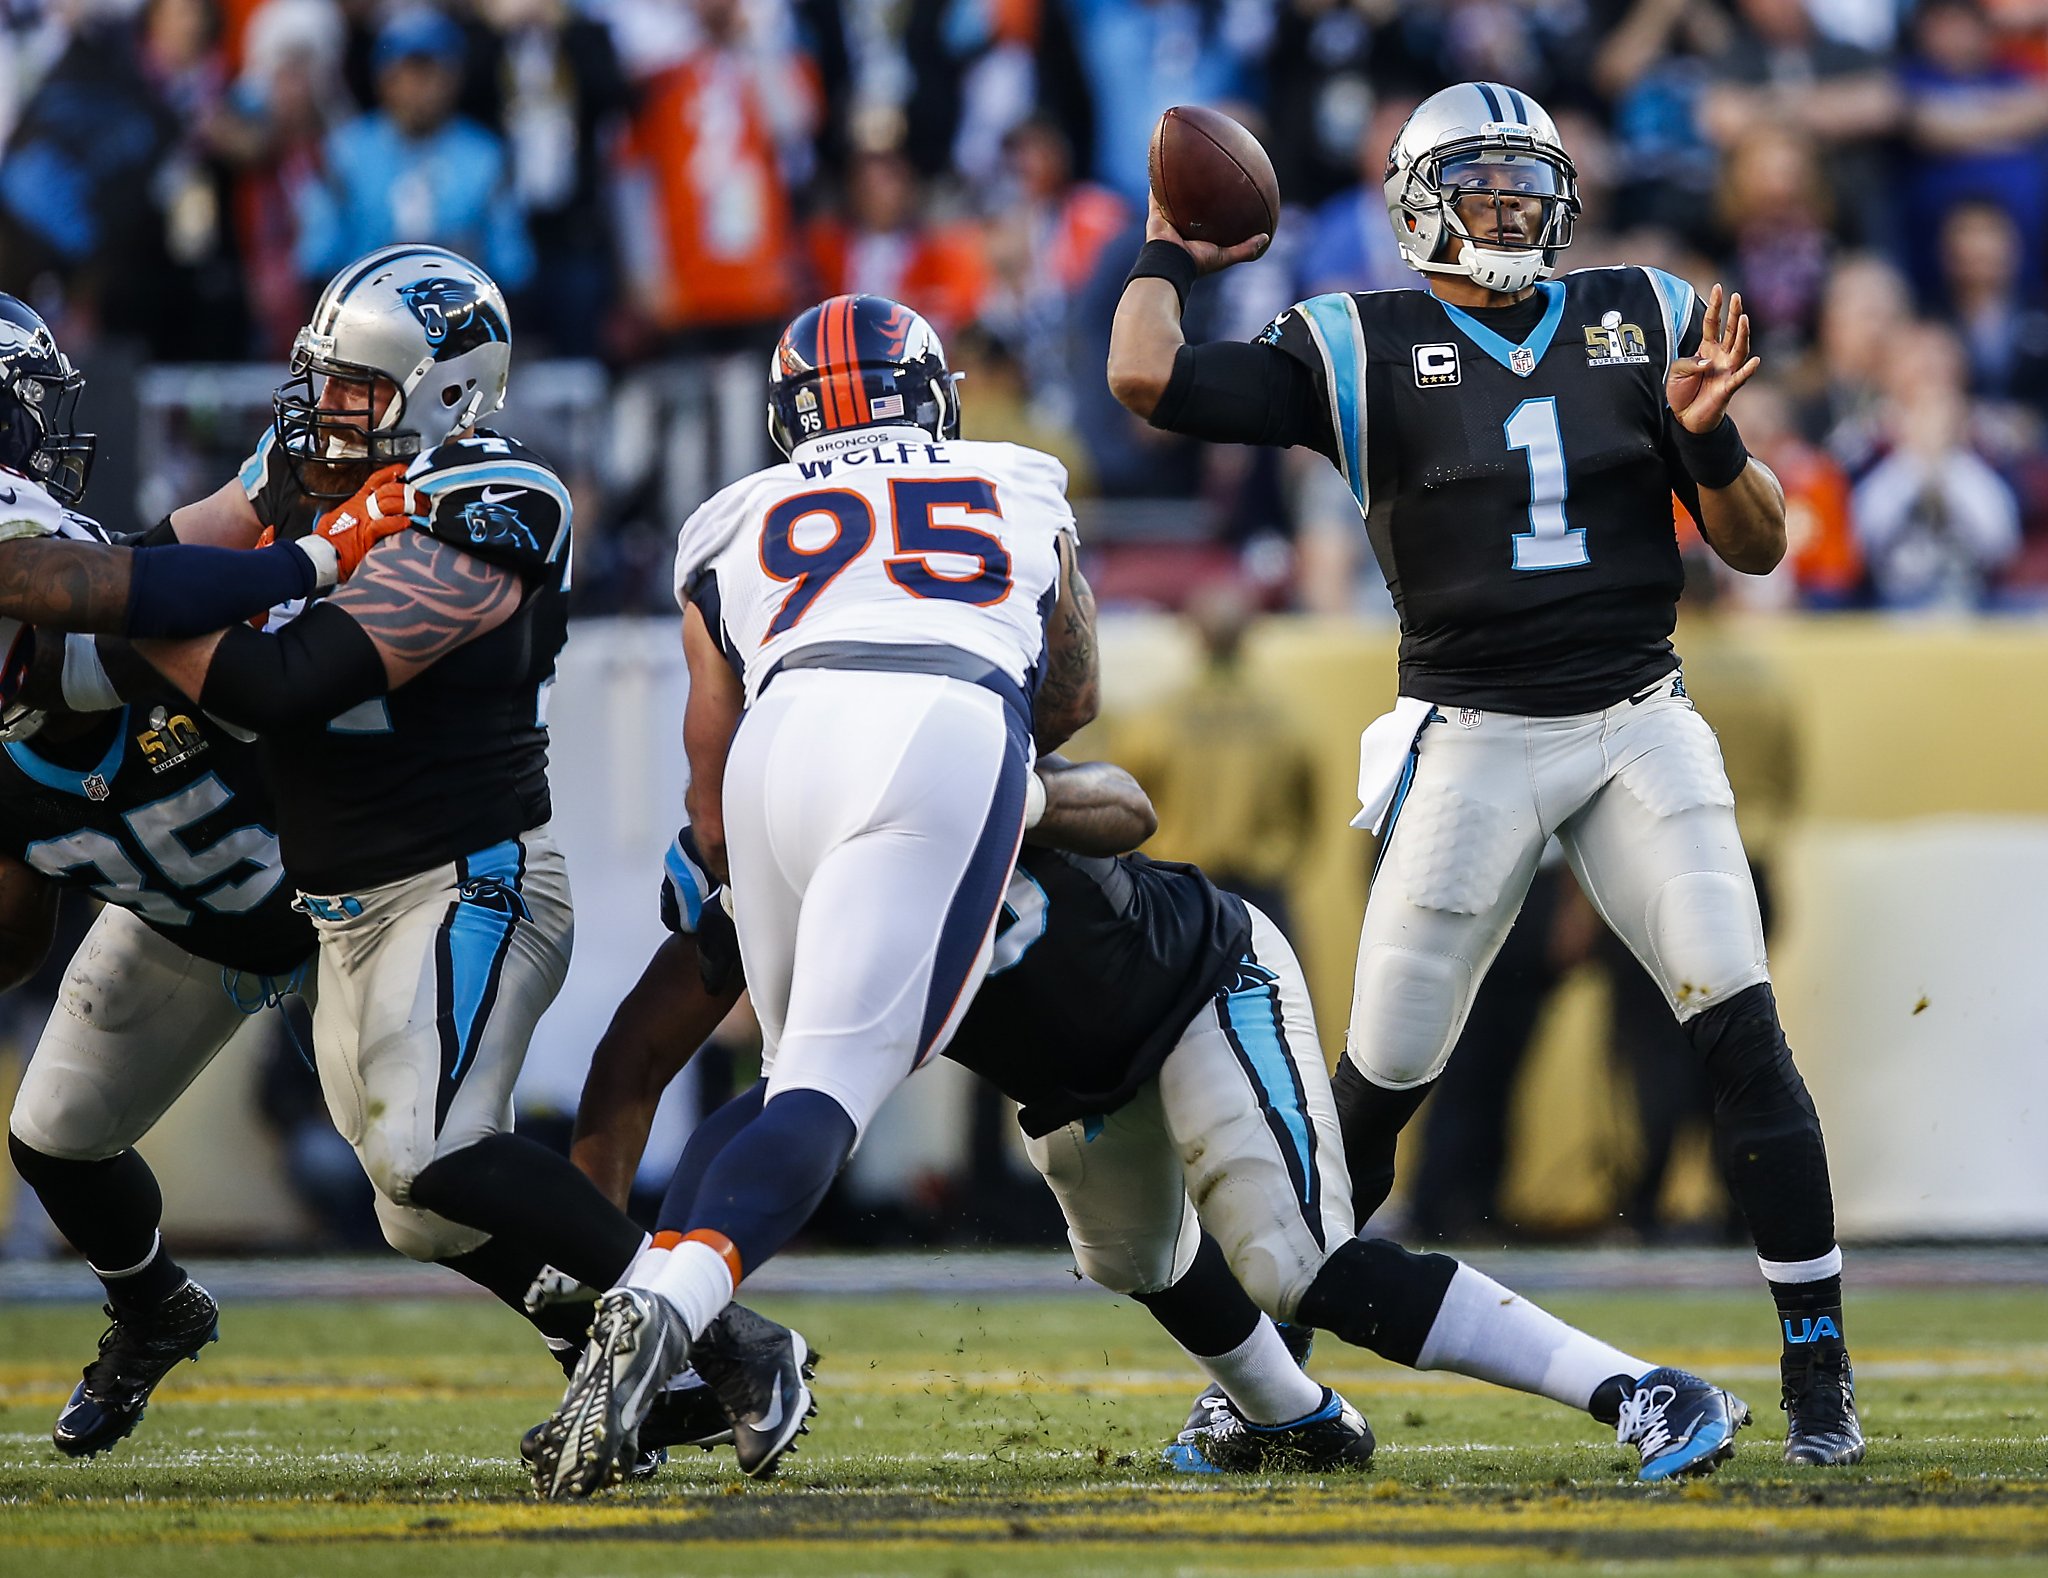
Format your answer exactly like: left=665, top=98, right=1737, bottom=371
left=9, top=1062, right=128, bottom=1162
left=1070, top=1212, right=1198, bottom=1298
left=1349, top=946, right=1470, bottom=1087
left=374, top=1191, right=488, bottom=1262
left=1649, top=870, right=1768, bottom=1020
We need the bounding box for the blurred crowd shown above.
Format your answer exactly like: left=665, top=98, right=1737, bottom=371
left=1, top=0, right=2046, bottom=615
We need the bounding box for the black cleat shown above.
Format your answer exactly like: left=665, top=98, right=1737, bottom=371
left=1172, top=1386, right=1376, bottom=1474
left=1169, top=1322, right=1316, bottom=1461
left=691, top=1302, right=817, bottom=1479
left=53, top=1281, right=219, bottom=1458
left=638, top=1373, right=735, bottom=1453
left=1782, top=1348, right=1866, bottom=1466
left=1617, top=1367, right=1751, bottom=1482
left=528, top=1287, right=691, bottom=1500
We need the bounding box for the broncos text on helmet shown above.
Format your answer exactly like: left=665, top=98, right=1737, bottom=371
left=1384, top=82, right=1580, bottom=297
left=273, top=245, right=512, bottom=498
left=767, top=295, right=962, bottom=457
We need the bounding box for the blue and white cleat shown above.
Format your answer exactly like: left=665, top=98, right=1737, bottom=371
left=1618, top=1367, right=1751, bottom=1482
left=1167, top=1385, right=1376, bottom=1474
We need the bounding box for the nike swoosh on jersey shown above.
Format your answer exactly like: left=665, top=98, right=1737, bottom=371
left=478, top=486, right=525, bottom=504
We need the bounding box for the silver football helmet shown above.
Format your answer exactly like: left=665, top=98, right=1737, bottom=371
left=274, top=244, right=511, bottom=498
left=1384, top=82, right=1579, bottom=295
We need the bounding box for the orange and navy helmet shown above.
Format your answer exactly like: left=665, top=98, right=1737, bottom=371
left=767, top=294, right=961, bottom=457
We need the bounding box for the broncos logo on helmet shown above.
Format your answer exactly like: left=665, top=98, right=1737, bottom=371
left=398, top=277, right=509, bottom=360
left=459, top=499, right=539, bottom=553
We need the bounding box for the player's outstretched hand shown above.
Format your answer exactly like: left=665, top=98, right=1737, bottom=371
left=1666, top=283, right=1761, bottom=434
left=312, top=464, right=420, bottom=581
left=1146, top=194, right=1270, bottom=276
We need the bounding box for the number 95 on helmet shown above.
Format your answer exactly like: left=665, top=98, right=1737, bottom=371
left=767, top=295, right=961, bottom=457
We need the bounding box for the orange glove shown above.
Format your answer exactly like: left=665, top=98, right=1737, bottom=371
left=308, top=463, right=421, bottom=582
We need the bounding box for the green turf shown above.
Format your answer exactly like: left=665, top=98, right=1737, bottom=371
left=2, top=1284, right=2045, bottom=1575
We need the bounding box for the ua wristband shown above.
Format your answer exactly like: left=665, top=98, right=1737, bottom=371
left=1673, top=415, right=1751, bottom=491
left=1122, top=240, right=1199, bottom=315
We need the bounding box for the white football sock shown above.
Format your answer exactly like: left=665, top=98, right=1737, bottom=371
left=1414, top=1263, right=1649, bottom=1412
left=648, top=1238, right=737, bottom=1341
left=615, top=1232, right=661, bottom=1289
left=1188, top=1317, right=1325, bottom=1426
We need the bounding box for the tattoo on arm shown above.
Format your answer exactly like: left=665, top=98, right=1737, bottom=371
left=1034, top=539, right=1099, bottom=749
left=0, top=539, right=134, bottom=632
left=327, top=530, right=523, bottom=686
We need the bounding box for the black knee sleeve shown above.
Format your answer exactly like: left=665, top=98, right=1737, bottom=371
left=437, top=1235, right=595, bottom=1346
left=1131, top=1232, right=1264, bottom=1359
left=1293, top=1235, right=1459, bottom=1368
left=408, top=1133, right=643, bottom=1291
left=1331, top=1058, right=1436, bottom=1224
left=1685, top=983, right=1836, bottom=1263
left=8, top=1133, right=164, bottom=1272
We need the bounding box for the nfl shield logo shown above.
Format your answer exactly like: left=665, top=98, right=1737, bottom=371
left=83, top=773, right=110, bottom=801
left=1509, top=346, right=1537, bottom=377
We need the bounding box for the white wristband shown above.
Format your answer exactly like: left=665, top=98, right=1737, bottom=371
left=294, top=536, right=340, bottom=590
left=61, top=633, right=121, bottom=711
left=1022, top=770, right=1048, bottom=830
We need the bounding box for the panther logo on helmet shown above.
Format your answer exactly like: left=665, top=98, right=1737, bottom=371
left=398, top=277, right=509, bottom=360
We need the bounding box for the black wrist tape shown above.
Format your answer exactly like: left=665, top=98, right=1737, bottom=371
left=1122, top=240, right=1198, bottom=315
left=1673, top=415, right=1751, bottom=490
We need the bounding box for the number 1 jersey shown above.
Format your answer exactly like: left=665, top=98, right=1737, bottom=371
left=1265, top=267, right=1711, bottom=714
left=672, top=426, right=1074, bottom=702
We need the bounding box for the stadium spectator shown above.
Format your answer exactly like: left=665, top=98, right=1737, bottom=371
left=1794, top=254, right=1914, bottom=476
left=1294, top=92, right=1426, bottom=301
left=904, top=0, right=1094, bottom=191
left=294, top=8, right=533, bottom=290
left=1592, top=0, right=1731, bottom=241
left=1853, top=323, right=2023, bottom=611
left=1711, top=126, right=1834, bottom=352
left=1899, top=0, right=2048, bottom=299
left=1706, top=378, right=1863, bottom=610
left=466, top=0, right=631, bottom=358
left=1936, top=196, right=2048, bottom=421
left=806, top=145, right=990, bottom=335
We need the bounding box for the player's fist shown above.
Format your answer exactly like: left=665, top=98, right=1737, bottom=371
left=312, top=463, right=416, bottom=580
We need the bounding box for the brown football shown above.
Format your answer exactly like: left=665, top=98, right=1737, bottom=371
left=1148, top=105, right=1280, bottom=250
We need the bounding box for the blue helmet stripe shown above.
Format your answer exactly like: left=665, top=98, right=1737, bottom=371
left=1475, top=81, right=1504, bottom=120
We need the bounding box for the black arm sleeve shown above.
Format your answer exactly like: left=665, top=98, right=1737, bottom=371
left=197, top=601, right=388, bottom=733
left=133, top=516, right=180, bottom=548
left=1148, top=341, right=1338, bottom=460
left=125, top=540, right=321, bottom=638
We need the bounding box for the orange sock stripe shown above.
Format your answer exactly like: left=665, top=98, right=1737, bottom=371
left=649, top=1230, right=685, bottom=1251
left=682, top=1228, right=744, bottom=1287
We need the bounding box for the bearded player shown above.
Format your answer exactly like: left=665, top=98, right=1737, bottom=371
left=1108, top=83, right=1860, bottom=1466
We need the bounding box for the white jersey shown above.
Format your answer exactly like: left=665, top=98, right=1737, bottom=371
left=672, top=426, right=1075, bottom=703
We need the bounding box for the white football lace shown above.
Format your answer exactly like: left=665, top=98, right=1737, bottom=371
left=1616, top=1383, right=1679, bottom=1458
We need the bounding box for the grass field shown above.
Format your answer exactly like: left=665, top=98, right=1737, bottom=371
left=3, top=1280, right=2045, bottom=1577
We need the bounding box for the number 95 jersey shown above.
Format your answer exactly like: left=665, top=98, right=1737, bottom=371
left=672, top=426, right=1075, bottom=702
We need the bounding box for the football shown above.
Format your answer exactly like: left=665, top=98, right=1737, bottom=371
left=1148, top=104, right=1280, bottom=250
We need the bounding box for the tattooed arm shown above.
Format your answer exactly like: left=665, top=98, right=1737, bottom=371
left=1033, top=533, right=1099, bottom=753
left=0, top=529, right=341, bottom=637
left=133, top=532, right=523, bottom=731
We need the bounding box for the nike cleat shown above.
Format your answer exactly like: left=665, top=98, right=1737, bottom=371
left=521, top=1421, right=667, bottom=1481
left=528, top=1287, right=691, bottom=1500
left=1617, top=1367, right=1751, bottom=1482
left=1782, top=1348, right=1866, bottom=1466
left=1166, top=1321, right=1317, bottom=1472
left=53, top=1281, right=220, bottom=1458
left=1173, top=1386, right=1376, bottom=1474
left=691, top=1302, right=817, bottom=1479
left=638, top=1370, right=736, bottom=1453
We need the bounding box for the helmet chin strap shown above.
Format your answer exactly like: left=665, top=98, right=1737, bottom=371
left=1413, top=247, right=1550, bottom=296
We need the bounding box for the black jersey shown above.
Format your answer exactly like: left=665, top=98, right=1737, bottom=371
left=250, top=432, right=573, bottom=894
left=1260, top=268, right=1710, bottom=714
left=0, top=702, right=313, bottom=976
left=949, top=844, right=1253, bottom=1137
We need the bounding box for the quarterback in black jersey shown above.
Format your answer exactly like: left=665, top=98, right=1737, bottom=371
left=72, top=248, right=662, bottom=1401
left=557, top=759, right=1753, bottom=1483
left=1109, top=83, right=1860, bottom=1466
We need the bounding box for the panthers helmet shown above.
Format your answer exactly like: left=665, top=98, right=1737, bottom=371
left=768, top=295, right=960, bottom=457
left=274, top=244, right=511, bottom=498
left=0, top=295, right=95, bottom=506
left=1384, top=82, right=1579, bottom=296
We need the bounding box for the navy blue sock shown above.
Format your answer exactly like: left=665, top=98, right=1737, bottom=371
left=676, top=1089, right=856, bottom=1274
left=656, top=1080, right=767, bottom=1232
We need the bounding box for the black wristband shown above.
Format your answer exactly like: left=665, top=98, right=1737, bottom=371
left=1672, top=415, right=1751, bottom=491
left=1122, top=240, right=1198, bottom=315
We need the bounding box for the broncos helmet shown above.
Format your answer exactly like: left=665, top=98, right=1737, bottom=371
left=768, top=295, right=960, bottom=457
left=274, top=244, right=511, bottom=498
left=0, top=295, right=95, bottom=506
left=1384, top=82, right=1580, bottom=296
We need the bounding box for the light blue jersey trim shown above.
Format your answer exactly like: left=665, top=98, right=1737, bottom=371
left=1295, top=293, right=1367, bottom=510
left=1640, top=267, right=1698, bottom=383
left=238, top=426, right=277, bottom=496
left=6, top=708, right=127, bottom=796
left=1437, top=281, right=1566, bottom=377
left=1220, top=977, right=1316, bottom=1217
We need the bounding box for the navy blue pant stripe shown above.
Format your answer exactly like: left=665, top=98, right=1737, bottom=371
left=917, top=708, right=1031, bottom=1065
left=1216, top=955, right=1325, bottom=1250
